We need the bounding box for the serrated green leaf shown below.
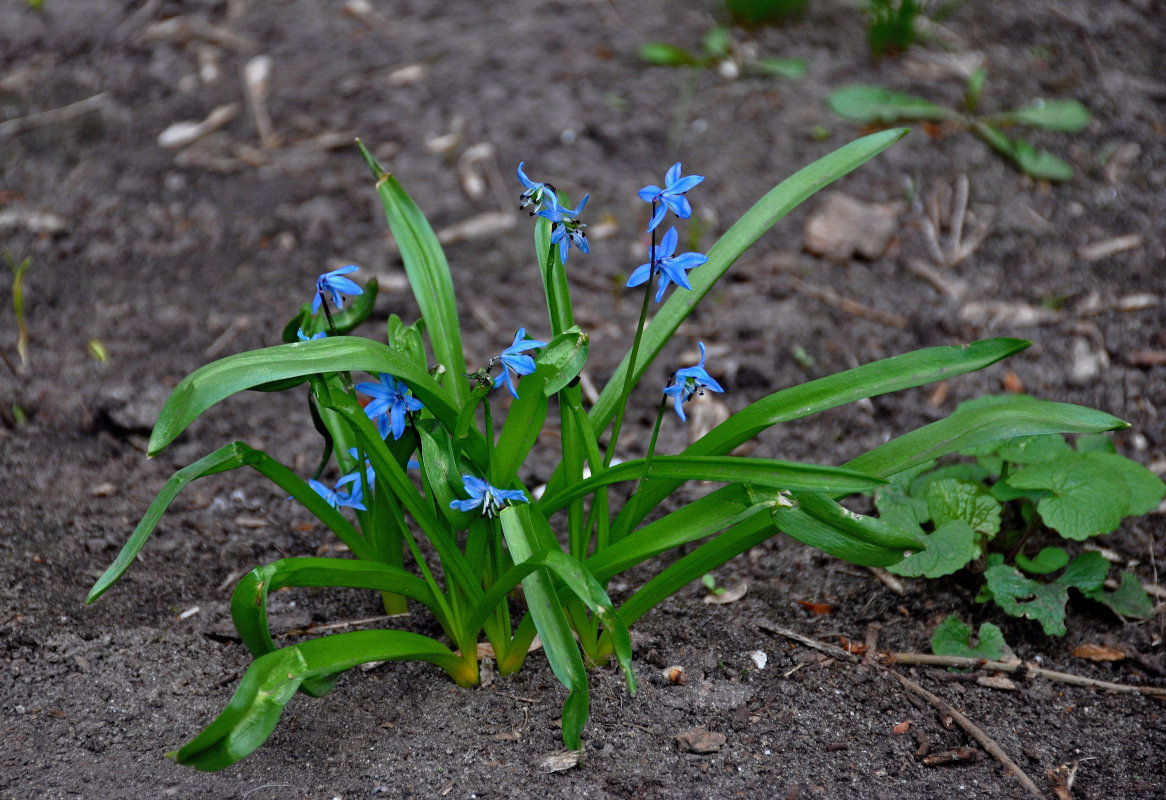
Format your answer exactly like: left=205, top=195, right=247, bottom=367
left=829, top=85, right=958, bottom=124
left=931, top=616, right=1005, bottom=661
left=1056, top=551, right=1108, bottom=593
left=995, top=434, right=1072, bottom=464
left=1084, top=572, right=1154, bottom=619
left=984, top=564, right=1068, bottom=636
left=926, top=479, right=1001, bottom=538
left=1015, top=546, right=1069, bottom=575
left=888, top=519, right=977, bottom=578
left=1008, top=453, right=1130, bottom=540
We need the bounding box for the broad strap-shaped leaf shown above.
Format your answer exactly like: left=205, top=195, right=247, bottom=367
left=539, top=455, right=887, bottom=515
left=828, top=85, right=959, bottom=123
left=499, top=505, right=590, bottom=749
left=147, top=337, right=468, bottom=458
left=358, top=140, right=468, bottom=403
left=171, top=630, right=469, bottom=771
left=88, top=442, right=376, bottom=603
left=231, top=559, right=441, bottom=660
left=610, top=339, right=1030, bottom=536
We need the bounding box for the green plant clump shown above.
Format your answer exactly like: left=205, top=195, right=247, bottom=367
left=829, top=68, right=1091, bottom=180
left=89, top=128, right=1143, bottom=770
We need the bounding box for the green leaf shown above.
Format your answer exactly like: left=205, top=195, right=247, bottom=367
left=540, top=455, right=887, bottom=515
left=639, top=42, right=702, bottom=66
left=772, top=505, right=908, bottom=567
left=587, top=128, right=911, bottom=450
left=926, top=479, right=1001, bottom=538
left=888, top=519, right=977, bottom=578
left=1083, top=452, right=1166, bottom=516
left=931, top=616, right=1005, bottom=661
left=994, top=434, right=1072, bottom=465
left=87, top=442, right=375, bottom=603
left=1056, top=551, right=1108, bottom=593
left=1015, top=546, right=1069, bottom=575
left=828, top=85, right=958, bottom=124
left=1001, top=99, right=1091, bottom=132
left=499, top=505, right=590, bottom=750
left=1074, top=434, right=1115, bottom=454
left=984, top=564, right=1068, bottom=636
left=702, top=26, right=731, bottom=59
left=746, top=58, right=807, bottom=79
left=1007, top=453, right=1130, bottom=540
left=359, top=142, right=468, bottom=403
left=385, top=314, right=427, bottom=370
left=172, top=630, right=465, bottom=771
left=972, top=122, right=1074, bottom=181
left=1084, top=572, right=1154, bottom=619
left=146, top=337, right=471, bottom=459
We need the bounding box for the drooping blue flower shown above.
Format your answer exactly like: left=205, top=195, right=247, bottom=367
left=663, top=342, right=724, bottom=421
left=313, top=265, right=363, bottom=315
left=449, top=474, right=529, bottom=517
left=309, top=477, right=366, bottom=511
left=356, top=373, right=424, bottom=440
left=537, top=194, right=589, bottom=264
left=517, top=162, right=554, bottom=213
left=297, top=329, right=327, bottom=341
left=638, top=162, right=704, bottom=232
left=625, top=226, right=709, bottom=302
left=492, top=328, right=547, bottom=399
left=335, top=447, right=376, bottom=494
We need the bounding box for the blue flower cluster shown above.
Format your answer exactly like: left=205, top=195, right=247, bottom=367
left=518, top=163, right=589, bottom=264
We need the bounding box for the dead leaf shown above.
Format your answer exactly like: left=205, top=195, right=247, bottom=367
left=1072, top=643, right=1126, bottom=662
left=803, top=192, right=904, bottom=262
left=976, top=674, right=1018, bottom=691
left=539, top=750, right=580, bottom=773
left=704, top=582, right=748, bottom=605
left=837, top=636, right=866, bottom=655
left=796, top=599, right=834, bottom=615
left=676, top=727, right=726, bottom=754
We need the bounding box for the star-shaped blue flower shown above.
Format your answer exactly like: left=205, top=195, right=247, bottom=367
left=625, top=226, right=709, bottom=302
left=537, top=194, right=589, bottom=264
left=310, top=477, right=366, bottom=511
left=517, top=162, right=554, bottom=213
left=449, top=474, right=529, bottom=517
left=335, top=447, right=376, bottom=494
left=356, top=373, right=424, bottom=440
left=638, top=162, right=704, bottom=232
left=297, top=329, right=326, bottom=341
left=663, top=342, right=724, bottom=421
left=492, top=328, right=547, bottom=399
left=313, top=265, right=363, bottom=315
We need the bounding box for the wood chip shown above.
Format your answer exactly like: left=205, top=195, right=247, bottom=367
left=976, top=674, right=1018, bottom=691
left=676, top=727, right=726, bottom=754
left=1076, top=234, right=1143, bottom=262
left=539, top=750, right=580, bottom=772
left=922, top=747, right=983, bottom=766
left=1072, top=643, right=1126, bottom=662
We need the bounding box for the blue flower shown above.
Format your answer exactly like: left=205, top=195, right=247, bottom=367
left=663, top=342, right=724, bottom=421
left=335, top=447, right=376, bottom=494
left=537, top=194, right=589, bottom=264
left=625, top=226, right=709, bottom=302
left=517, top=162, right=554, bottom=213
left=449, top=474, right=529, bottom=517
left=492, top=328, right=547, bottom=399
left=638, top=162, right=704, bottom=232
left=356, top=373, right=424, bottom=440
left=297, top=329, right=327, bottom=341
left=313, top=265, right=363, bottom=315
left=310, top=477, right=366, bottom=511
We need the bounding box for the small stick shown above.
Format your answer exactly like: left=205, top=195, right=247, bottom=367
left=946, top=174, right=969, bottom=263
left=0, top=92, right=109, bottom=138
left=888, top=669, right=1046, bottom=798
left=881, top=652, right=1166, bottom=698
left=758, top=619, right=859, bottom=663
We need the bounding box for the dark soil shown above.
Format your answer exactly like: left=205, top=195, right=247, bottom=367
left=2, top=1, right=1164, bottom=798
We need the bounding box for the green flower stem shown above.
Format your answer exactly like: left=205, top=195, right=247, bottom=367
left=604, top=221, right=657, bottom=469
left=620, top=397, right=669, bottom=541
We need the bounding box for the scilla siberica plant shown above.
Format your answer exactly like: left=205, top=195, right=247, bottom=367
left=89, top=128, right=1134, bottom=770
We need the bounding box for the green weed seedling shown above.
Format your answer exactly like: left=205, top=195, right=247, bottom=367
left=829, top=68, right=1091, bottom=180
left=876, top=412, right=1163, bottom=648
left=91, top=128, right=1143, bottom=770
left=641, top=25, right=807, bottom=81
